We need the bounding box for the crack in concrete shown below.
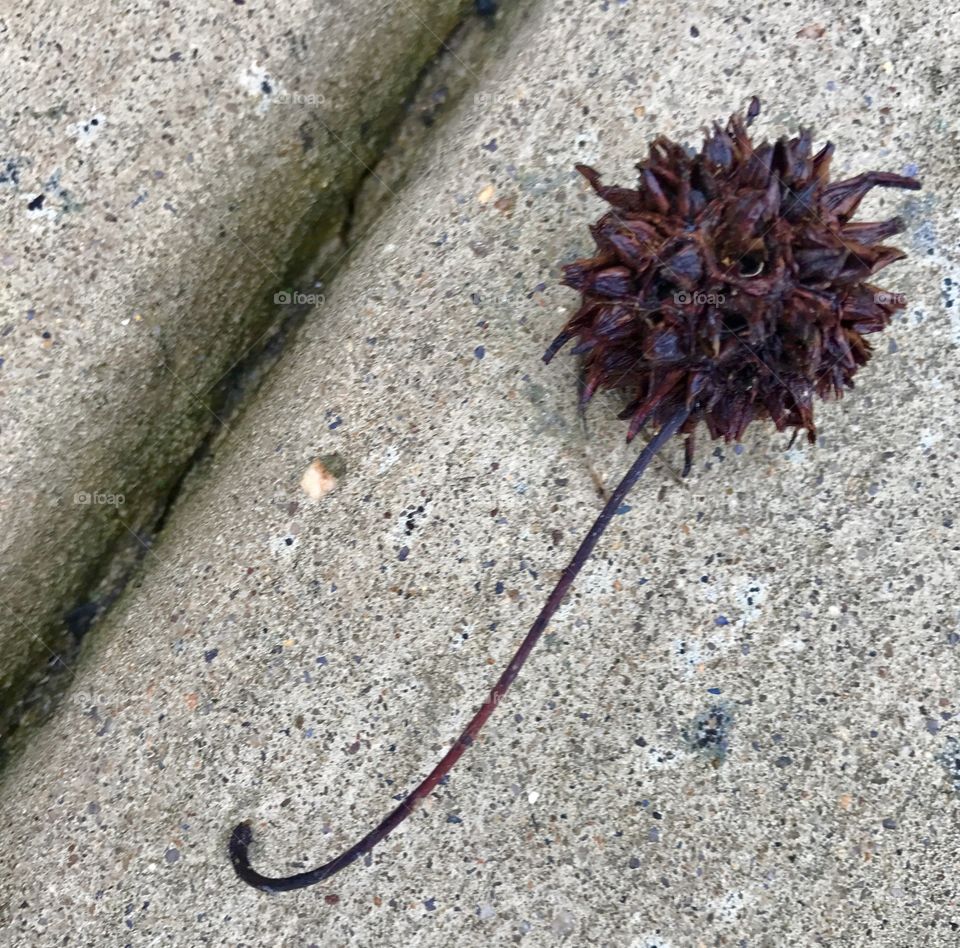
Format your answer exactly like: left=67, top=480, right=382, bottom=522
left=0, top=0, right=533, bottom=769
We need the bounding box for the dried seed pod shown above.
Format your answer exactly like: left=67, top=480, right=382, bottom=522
left=546, top=97, right=920, bottom=463
left=229, top=100, right=919, bottom=895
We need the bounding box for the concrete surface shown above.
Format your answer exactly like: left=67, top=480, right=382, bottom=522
left=0, top=0, right=470, bottom=735
left=1, top=0, right=958, bottom=945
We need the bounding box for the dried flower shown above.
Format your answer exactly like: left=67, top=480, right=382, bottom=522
left=229, top=100, right=919, bottom=895
left=546, top=97, right=920, bottom=468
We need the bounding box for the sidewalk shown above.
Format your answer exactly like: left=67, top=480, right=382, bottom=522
left=0, top=1, right=957, bottom=945
left=0, top=0, right=469, bottom=735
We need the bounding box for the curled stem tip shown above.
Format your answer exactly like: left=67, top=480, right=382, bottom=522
left=230, top=405, right=691, bottom=893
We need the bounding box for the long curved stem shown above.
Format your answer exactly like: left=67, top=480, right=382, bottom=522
left=230, top=405, right=690, bottom=892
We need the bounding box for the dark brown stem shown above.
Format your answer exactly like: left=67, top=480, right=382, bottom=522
left=229, top=405, right=691, bottom=892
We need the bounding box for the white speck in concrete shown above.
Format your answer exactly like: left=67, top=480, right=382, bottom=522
left=269, top=533, right=298, bottom=556
left=66, top=114, right=105, bottom=146
left=735, top=579, right=766, bottom=623
left=237, top=64, right=282, bottom=113
left=919, top=427, right=942, bottom=451
left=550, top=909, right=576, bottom=937
left=377, top=445, right=401, bottom=474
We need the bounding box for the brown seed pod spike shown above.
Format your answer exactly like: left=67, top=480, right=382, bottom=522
left=545, top=97, right=920, bottom=470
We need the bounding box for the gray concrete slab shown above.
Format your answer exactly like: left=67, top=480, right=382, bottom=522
left=0, top=0, right=469, bottom=733
left=1, top=1, right=958, bottom=945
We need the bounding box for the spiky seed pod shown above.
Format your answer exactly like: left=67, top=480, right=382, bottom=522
left=228, top=99, right=921, bottom=896
left=546, top=98, right=920, bottom=465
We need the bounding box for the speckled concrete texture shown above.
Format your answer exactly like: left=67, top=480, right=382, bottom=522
left=0, top=0, right=468, bottom=725
left=1, top=1, right=958, bottom=945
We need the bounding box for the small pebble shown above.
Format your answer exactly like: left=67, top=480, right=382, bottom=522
left=301, top=458, right=338, bottom=500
